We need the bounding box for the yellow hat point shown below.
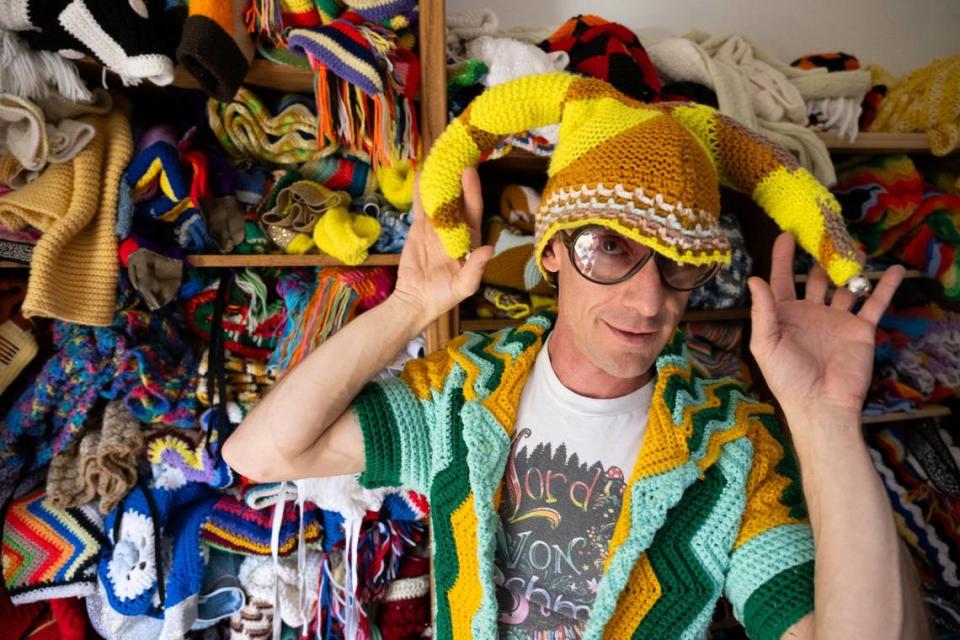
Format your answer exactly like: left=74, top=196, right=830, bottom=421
left=419, top=71, right=864, bottom=288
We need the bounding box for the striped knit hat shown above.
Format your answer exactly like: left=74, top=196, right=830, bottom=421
left=419, top=71, right=869, bottom=293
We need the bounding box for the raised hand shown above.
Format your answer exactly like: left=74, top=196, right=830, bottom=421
left=747, top=233, right=905, bottom=423
left=391, top=167, right=495, bottom=322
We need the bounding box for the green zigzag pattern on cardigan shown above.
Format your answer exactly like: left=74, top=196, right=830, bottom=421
left=354, top=312, right=814, bottom=639
left=632, top=438, right=751, bottom=638
left=428, top=381, right=470, bottom=640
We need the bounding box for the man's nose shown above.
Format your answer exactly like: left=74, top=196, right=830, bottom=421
left=619, top=257, right=667, bottom=316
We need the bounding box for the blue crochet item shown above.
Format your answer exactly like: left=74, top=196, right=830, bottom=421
left=2, top=274, right=199, bottom=471
left=125, top=141, right=212, bottom=252
left=97, top=443, right=235, bottom=637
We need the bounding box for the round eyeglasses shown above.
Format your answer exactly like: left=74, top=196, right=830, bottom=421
left=557, top=225, right=721, bottom=290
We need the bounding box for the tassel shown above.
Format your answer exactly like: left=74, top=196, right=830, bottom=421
left=0, top=29, right=91, bottom=102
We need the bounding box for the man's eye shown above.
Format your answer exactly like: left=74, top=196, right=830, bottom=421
left=599, top=236, right=627, bottom=254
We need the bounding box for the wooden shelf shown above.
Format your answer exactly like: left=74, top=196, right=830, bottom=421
left=78, top=58, right=316, bottom=95
left=185, top=254, right=401, bottom=268
left=460, top=307, right=750, bottom=331
left=682, top=308, right=752, bottom=322
left=172, top=59, right=316, bottom=94
left=815, top=131, right=931, bottom=153
left=485, top=133, right=936, bottom=172
left=460, top=318, right=522, bottom=331
left=862, top=404, right=952, bottom=424
left=794, top=269, right=925, bottom=283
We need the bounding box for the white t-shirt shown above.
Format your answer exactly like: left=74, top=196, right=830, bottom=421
left=494, top=338, right=653, bottom=639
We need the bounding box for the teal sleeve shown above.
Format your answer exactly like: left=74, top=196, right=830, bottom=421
left=352, top=377, right=433, bottom=494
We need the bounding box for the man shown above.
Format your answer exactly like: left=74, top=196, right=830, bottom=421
left=224, top=72, right=930, bottom=639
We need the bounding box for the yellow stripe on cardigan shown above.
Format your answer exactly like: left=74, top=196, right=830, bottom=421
left=399, top=338, right=462, bottom=402
left=602, top=553, right=662, bottom=639
left=734, top=416, right=808, bottom=548
left=603, top=371, right=692, bottom=571
left=694, top=393, right=775, bottom=473
left=447, top=494, right=485, bottom=639
left=550, top=99, right=662, bottom=176
left=752, top=166, right=860, bottom=287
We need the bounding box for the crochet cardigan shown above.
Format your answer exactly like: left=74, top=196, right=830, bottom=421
left=353, top=312, right=815, bottom=640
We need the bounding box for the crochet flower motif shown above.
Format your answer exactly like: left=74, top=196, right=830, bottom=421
left=106, top=511, right=157, bottom=602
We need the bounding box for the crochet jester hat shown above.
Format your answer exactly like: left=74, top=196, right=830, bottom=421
left=419, top=71, right=870, bottom=294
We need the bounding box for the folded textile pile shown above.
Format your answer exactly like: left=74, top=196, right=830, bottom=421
left=869, top=54, right=960, bottom=156
left=0, top=107, right=132, bottom=325
left=647, top=30, right=872, bottom=184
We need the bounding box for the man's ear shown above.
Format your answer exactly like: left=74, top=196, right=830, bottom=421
left=541, top=236, right=560, bottom=274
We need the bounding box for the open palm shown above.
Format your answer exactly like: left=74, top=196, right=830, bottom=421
left=392, top=168, right=494, bottom=321
left=748, top=233, right=905, bottom=421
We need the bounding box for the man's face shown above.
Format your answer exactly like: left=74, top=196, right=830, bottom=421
left=541, top=234, right=692, bottom=379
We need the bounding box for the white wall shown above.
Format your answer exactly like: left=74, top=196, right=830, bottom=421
left=446, top=0, right=960, bottom=77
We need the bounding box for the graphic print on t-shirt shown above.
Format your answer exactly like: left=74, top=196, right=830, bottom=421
left=495, top=427, right=627, bottom=638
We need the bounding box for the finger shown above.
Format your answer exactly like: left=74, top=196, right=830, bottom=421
left=747, top=276, right=781, bottom=355
left=461, top=167, right=483, bottom=250
left=452, top=244, right=494, bottom=300
left=769, top=232, right=798, bottom=303
left=804, top=263, right=829, bottom=305
left=829, top=282, right=856, bottom=312
left=858, top=265, right=905, bottom=326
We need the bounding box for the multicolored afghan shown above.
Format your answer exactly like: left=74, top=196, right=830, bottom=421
left=2, top=275, right=199, bottom=470
left=2, top=488, right=105, bottom=604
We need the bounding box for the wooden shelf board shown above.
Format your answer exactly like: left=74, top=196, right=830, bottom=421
left=483, top=133, right=936, bottom=172
left=862, top=404, right=951, bottom=424
left=461, top=307, right=751, bottom=331
left=794, top=269, right=925, bottom=283
left=815, top=131, right=931, bottom=153
left=185, top=254, right=400, bottom=267
left=78, top=58, right=316, bottom=95
left=0, top=261, right=29, bottom=269
left=172, top=59, right=316, bottom=93
left=681, top=308, right=752, bottom=322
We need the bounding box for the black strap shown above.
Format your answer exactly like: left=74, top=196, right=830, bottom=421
left=204, top=271, right=234, bottom=459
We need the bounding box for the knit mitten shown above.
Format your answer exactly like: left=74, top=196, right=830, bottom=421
left=312, top=206, right=381, bottom=265
left=95, top=401, right=143, bottom=514
left=4, top=0, right=176, bottom=86
left=119, top=236, right=183, bottom=310
left=176, top=0, right=255, bottom=101
left=206, top=196, right=247, bottom=254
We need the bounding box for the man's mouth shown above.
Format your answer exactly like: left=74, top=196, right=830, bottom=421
left=602, top=320, right=658, bottom=344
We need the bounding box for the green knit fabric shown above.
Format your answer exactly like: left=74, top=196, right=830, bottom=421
left=352, top=312, right=816, bottom=639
